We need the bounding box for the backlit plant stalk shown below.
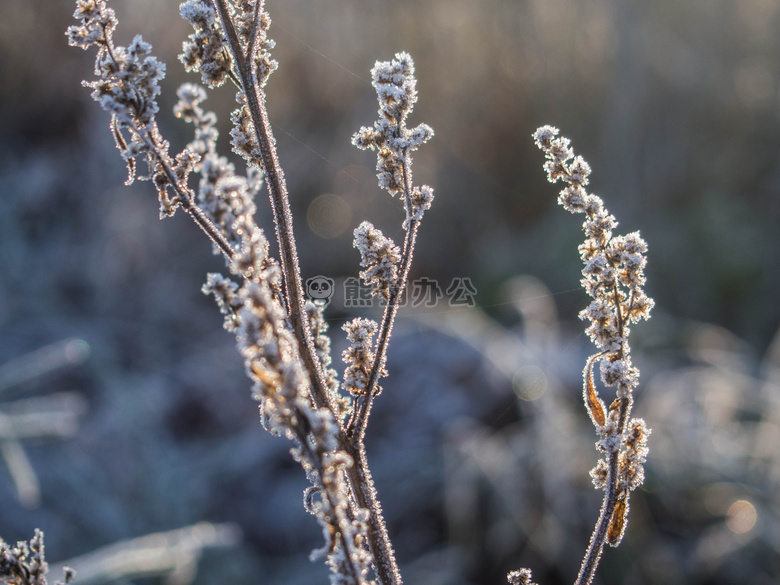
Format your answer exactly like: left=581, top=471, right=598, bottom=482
left=508, top=127, right=653, bottom=585
left=67, top=2, right=437, bottom=584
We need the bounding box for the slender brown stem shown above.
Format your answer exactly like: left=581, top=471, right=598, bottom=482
left=575, top=450, right=619, bottom=585
left=342, top=150, right=420, bottom=585
left=209, top=4, right=404, bottom=584
left=211, top=0, right=333, bottom=414
left=575, top=395, right=630, bottom=585
left=573, top=210, right=635, bottom=585
left=341, top=152, right=421, bottom=585
left=348, top=150, right=419, bottom=444
left=342, top=440, right=403, bottom=585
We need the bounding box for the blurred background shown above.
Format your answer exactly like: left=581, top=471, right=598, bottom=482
left=1, top=0, right=780, bottom=583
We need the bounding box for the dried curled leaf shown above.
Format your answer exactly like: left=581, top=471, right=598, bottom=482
left=607, top=495, right=628, bottom=547
left=111, top=115, right=137, bottom=185
left=251, top=359, right=280, bottom=388
left=584, top=354, right=607, bottom=427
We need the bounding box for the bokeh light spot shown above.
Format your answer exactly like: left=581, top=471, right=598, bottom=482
left=307, top=193, right=352, bottom=238
left=512, top=365, right=547, bottom=401
left=725, top=499, right=757, bottom=534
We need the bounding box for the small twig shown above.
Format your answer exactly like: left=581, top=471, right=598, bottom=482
left=574, top=399, right=628, bottom=585
left=143, top=128, right=236, bottom=261
left=349, top=150, right=419, bottom=445
left=348, top=222, right=418, bottom=444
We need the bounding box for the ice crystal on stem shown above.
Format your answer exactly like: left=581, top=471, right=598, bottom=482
left=510, top=126, right=654, bottom=585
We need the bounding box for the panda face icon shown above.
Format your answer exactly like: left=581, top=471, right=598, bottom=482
left=306, top=276, right=335, bottom=306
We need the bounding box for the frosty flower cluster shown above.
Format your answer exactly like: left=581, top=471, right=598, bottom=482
left=507, top=569, right=538, bottom=585
left=174, top=83, right=265, bottom=258
left=204, top=269, right=375, bottom=583
left=179, top=0, right=232, bottom=88
left=533, top=126, right=653, bottom=397
left=341, top=318, right=381, bottom=397
left=352, top=53, right=435, bottom=224
left=67, top=1, right=163, bottom=128
left=67, top=0, right=202, bottom=222
left=353, top=222, right=401, bottom=301
left=0, top=530, right=74, bottom=585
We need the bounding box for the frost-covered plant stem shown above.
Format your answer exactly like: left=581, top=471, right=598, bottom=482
left=211, top=0, right=332, bottom=412
left=519, top=126, right=653, bottom=585
left=206, top=4, right=407, bottom=582
left=348, top=159, right=420, bottom=445
left=147, top=131, right=235, bottom=259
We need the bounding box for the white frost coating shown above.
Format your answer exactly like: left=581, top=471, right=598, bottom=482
left=526, top=126, right=654, bottom=582
left=341, top=318, right=381, bottom=398
left=352, top=53, right=435, bottom=230
left=353, top=222, right=401, bottom=300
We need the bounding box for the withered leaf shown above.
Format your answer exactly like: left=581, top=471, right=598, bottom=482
left=584, top=354, right=607, bottom=427
left=607, top=495, right=628, bottom=547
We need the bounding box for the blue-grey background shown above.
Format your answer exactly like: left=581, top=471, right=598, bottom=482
left=1, top=1, right=779, bottom=584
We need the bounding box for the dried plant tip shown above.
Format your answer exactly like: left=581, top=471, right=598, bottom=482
left=534, top=126, right=653, bottom=582
left=352, top=53, right=434, bottom=203
left=67, top=0, right=117, bottom=50
left=371, top=51, right=418, bottom=123
left=508, top=568, right=538, bottom=585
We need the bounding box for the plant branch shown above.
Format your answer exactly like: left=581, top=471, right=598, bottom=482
left=211, top=0, right=333, bottom=414
left=575, top=396, right=631, bottom=585
left=342, top=441, right=403, bottom=585
left=209, top=6, right=404, bottom=583
left=348, top=151, right=419, bottom=444
left=144, top=128, right=236, bottom=260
